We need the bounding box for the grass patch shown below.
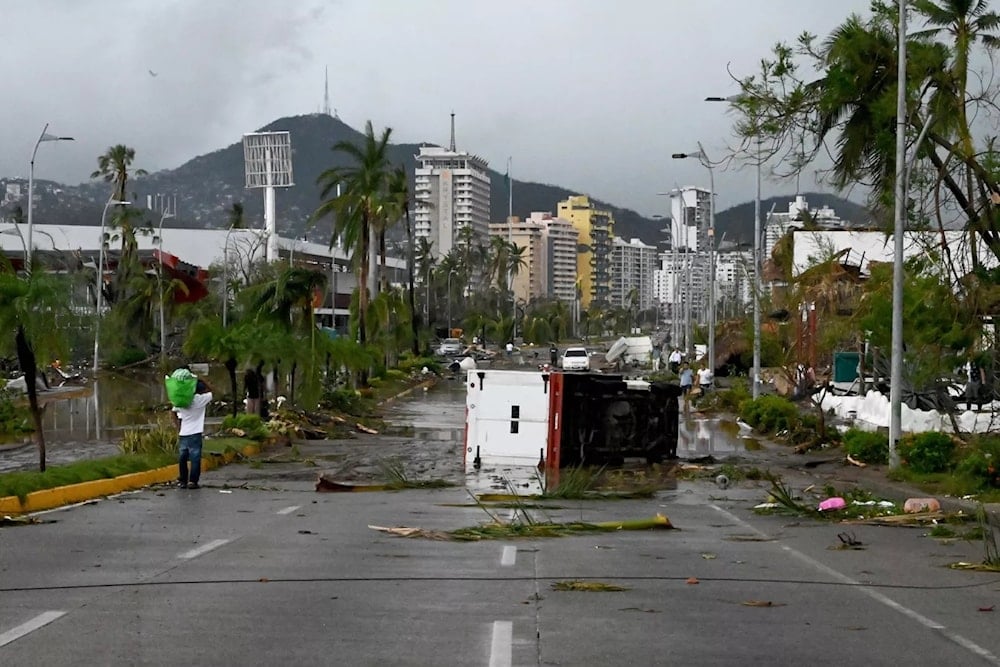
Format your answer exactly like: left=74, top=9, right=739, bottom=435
left=203, top=436, right=257, bottom=455
left=377, top=457, right=454, bottom=490
left=0, top=453, right=174, bottom=502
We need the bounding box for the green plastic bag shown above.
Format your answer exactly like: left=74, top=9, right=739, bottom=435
left=165, top=368, right=197, bottom=408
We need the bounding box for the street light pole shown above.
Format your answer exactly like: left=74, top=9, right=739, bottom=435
left=447, top=269, right=457, bottom=334
left=889, top=0, right=908, bottom=469
left=27, top=123, right=74, bottom=275
left=671, top=148, right=716, bottom=371
left=706, top=94, right=763, bottom=397
left=93, top=196, right=130, bottom=374
left=157, top=207, right=175, bottom=367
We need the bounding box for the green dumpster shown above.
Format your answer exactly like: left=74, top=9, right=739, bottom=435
left=833, top=352, right=860, bottom=383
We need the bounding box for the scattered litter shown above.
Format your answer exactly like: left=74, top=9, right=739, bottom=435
left=726, top=534, right=776, bottom=542
left=686, top=577, right=699, bottom=585
left=715, top=474, right=730, bottom=489
left=742, top=600, right=784, bottom=607
left=904, top=498, right=941, bottom=514
left=355, top=423, right=378, bottom=435
left=754, top=502, right=780, bottom=510
left=834, top=532, right=864, bottom=550
left=297, top=530, right=314, bottom=534
left=619, top=607, right=661, bottom=613
left=979, top=605, right=995, bottom=612
left=218, top=490, right=233, bottom=494
left=819, top=497, right=847, bottom=512
left=701, top=553, right=717, bottom=560
left=852, top=500, right=876, bottom=506
left=846, top=455, right=867, bottom=468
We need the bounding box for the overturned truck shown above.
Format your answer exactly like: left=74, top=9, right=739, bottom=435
left=464, top=370, right=681, bottom=492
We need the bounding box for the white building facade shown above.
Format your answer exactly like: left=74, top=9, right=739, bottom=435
left=531, top=212, right=578, bottom=304
left=610, top=237, right=657, bottom=310
left=413, top=146, right=491, bottom=260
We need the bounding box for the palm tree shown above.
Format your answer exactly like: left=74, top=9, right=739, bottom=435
left=91, top=146, right=148, bottom=306
left=314, top=121, right=393, bottom=349
left=388, top=166, right=419, bottom=355
left=228, top=202, right=247, bottom=229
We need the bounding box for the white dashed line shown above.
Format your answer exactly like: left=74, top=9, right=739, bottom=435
left=488, top=620, right=512, bottom=667
left=276, top=505, right=301, bottom=515
left=710, top=504, right=1000, bottom=665
left=0, top=611, right=66, bottom=647
left=500, top=545, right=517, bottom=567
left=178, top=538, right=231, bottom=560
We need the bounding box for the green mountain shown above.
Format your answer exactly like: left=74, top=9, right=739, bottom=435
left=7, top=114, right=871, bottom=250
left=63, top=114, right=666, bottom=244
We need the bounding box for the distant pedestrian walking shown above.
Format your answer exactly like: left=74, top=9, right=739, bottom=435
left=172, top=375, right=213, bottom=489
left=668, top=348, right=683, bottom=374
left=679, top=364, right=693, bottom=395
left=965, top=357, right=986, bottom=411
left=244, top=366, right=261, bottom=416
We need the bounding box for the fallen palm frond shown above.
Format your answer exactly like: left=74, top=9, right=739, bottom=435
left=368, top=514, right=674, bottom=542
left=742, top=600, right=786, bottom=607
left=551, top=580, right=628, bottom=592
left=762, top=474, right=819, bottom=516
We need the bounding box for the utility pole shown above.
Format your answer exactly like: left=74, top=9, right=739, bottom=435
left=888, top=0, right=907, bottom=469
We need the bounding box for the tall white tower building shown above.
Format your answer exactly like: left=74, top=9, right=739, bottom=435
left=413, top=114, right=491, bottom=259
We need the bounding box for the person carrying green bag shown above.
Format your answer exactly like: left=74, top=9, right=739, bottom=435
left=168, top=369, right=213, bottom=489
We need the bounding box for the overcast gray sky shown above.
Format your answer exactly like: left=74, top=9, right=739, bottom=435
left=6, top=0, right=875, bottom=217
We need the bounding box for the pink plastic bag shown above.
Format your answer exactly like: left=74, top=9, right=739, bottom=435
left=818, top=497, right=846, bottom=512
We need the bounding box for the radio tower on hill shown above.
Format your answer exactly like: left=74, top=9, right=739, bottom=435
left=323, top=66, right=338, bottom=118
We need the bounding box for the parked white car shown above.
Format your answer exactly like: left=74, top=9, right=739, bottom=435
left=560, top=347, right=590, bottom=371
left=437, top=338, right=464, bottom=356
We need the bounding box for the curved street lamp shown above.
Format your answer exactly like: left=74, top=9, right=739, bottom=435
left=27, top=123, right=74, bottom=275
left=93, top=197, right=131, bottom=374
left=671, top=147, right=716, bottom=373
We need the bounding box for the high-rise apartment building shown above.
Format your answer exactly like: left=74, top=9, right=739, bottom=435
left=535, top=212, right=578, bottom=305
left=667, top=186, right=712, bottom=323
left=489, top=218, right=545, bottom=304
left=611, top=237, right=657, bottom=310
left=413, top=127, right=491, bottom=260
left=556, top=195, right=613, bottom=309
left=489, top=212, right=579, bottom=305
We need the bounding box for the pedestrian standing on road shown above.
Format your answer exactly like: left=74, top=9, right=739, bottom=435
left=668, top=348, right=682, bottom=374
left=549, top=344, right=559, bottom=367
left=697, top=365, right=714, bottom=394
left=244, top=366, right=261, bottom=416
left=652, top=344, right=662, bottom=371
left=506, top=342, right=514, bottom=356
left=172, top=377, right=213, bottom=489
left=679, top=363, right=693, bottom=395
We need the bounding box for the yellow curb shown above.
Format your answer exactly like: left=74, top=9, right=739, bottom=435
left=0, top=464, right=177, bottom=515
left=0, top=440, right=266, bottom=515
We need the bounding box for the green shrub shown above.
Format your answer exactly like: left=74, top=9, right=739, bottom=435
left=0, top=386, right=32, bottom=436
left=842, top=428, right=889, bottom=465
left=384, top=369, right=407, bottom=381
left=899, top=431, right=955, bottom=474
left=739, top=395, right=800, bottom=434
left=219, top=413, right=268, bottom=440
left=705, top=378, right=750, bottom=413
left=108, top=347, right=148, bottom=368
left=955, top=435, right=1000, bottom=489
left=321, top=387, right=368, bottom=415
left=118, top=418, right=178, bottom=456
left=397, top=355, right=442, bottom=375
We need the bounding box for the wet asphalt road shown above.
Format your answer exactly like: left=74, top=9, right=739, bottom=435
left=3, top=381, right=1000, bottom=665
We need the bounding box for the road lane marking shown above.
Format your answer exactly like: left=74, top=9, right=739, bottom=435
left=178, top=538, right=230, bottom=560
left=489, top=620, right=512, bottom=667
left=500, top=546, right=517, bottom=567
left=276, top=505, right=301, bottom=515
left=711, top=504, right=1000, bottom=665
left=0, top=611, right=66, bottom=647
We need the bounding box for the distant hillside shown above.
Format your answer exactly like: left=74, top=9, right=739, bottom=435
left=715, top=193, right=873, bottom=246
left=56, top=114, right=664, bottom=244
left=5, top=114, right=869, bottom=252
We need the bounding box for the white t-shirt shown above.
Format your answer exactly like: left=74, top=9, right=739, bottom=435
left=668, top=350, right=682, bottom=364
left=174, top=392, right=213, bottom=436
left=697, top=368, right=714, bottom=386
